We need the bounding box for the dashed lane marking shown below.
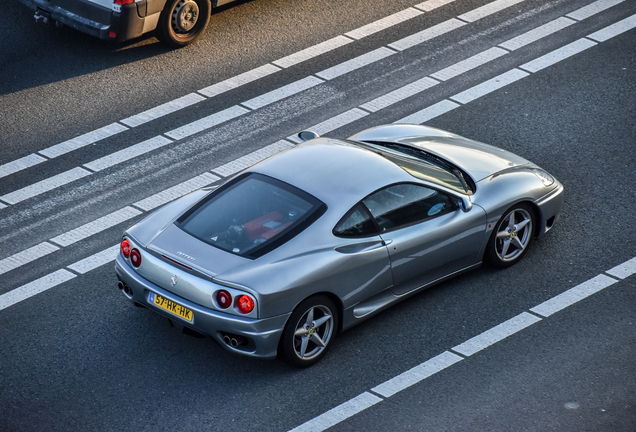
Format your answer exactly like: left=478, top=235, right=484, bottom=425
left=67, top=245, right=119, bottom=275
left=431, top=47, right=509, bottom=81
left=241, top=76, right=325, bottom=110
left=0, top=154, right=47, bottom=179
left=132, top=173, right=220, bottom=212
left=519, top=38, right=598, bottom=73
left=0, top=242, right=60, bottom=276
left=83, top=136, right=173, bottom=172
left=451, top=312, right=542, bottom=356
left=49, top=206, right=142, bottom=248
left=587, top=13, right=636, bottom=41
left=388, top=18, right=467, bottom=51
left=120, top=93, right=206, bottom=128
left=371, top=351, right=463, bottom=398
left=273, top=36, right=354, bottom=69
left=530, top=274, right=619, bottom=317
left=0, top=167, right=92, bottom=205
left=566, top=0, right=625, bottom=21
left=39, top=123, right=129, bottom=159
left=458, top=0, right=526, bottom=23
left=449, top=68, right=530, bottom=104
left=498, top=17, right=577, bottom=51
left=164, top=105, right=249, bottom=140
left=606, top=256, right=636, bottom=279
left=345, top=8, right=423, bottom=40
left=0, top=269, right=76, bottom=311
left=288, top=392, right=383, bottom=432
left=315, top=47, right=397, bottom=81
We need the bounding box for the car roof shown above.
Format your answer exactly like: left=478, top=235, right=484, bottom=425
left=249, top=138, right=414, bottom=211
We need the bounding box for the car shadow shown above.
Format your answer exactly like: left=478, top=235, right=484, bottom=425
left=0, top=0, right=255, bottom=97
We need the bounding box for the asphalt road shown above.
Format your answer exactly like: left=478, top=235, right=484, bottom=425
left=1, top=0, right=635, bottom=431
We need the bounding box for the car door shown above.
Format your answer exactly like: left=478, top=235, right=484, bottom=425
left=332, top=203, right=393, bottom=305
left=362, top=183, right=487, bottom=295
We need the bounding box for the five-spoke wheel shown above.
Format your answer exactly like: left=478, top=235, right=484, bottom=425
left=156, top=0, right=211, bottom=47
left=486, top=203, right=535, bottom=268
left=279, top=295, right=338, bottom=368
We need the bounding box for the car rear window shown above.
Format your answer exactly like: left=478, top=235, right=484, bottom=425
left=176, top=173, right=325, bottom=258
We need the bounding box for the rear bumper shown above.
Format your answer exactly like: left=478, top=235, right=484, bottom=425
left=17, top=0, right=144, bottom=41
left=115, top=253, right=289, bottom=359
left=534, top=181, right=564, bottom=239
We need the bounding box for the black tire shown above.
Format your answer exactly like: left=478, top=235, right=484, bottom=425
left=279, top=295, right=338, bottom=368
left=156, top=0, right=211, bottom=48
left=485, top=203, right=535, bottom=268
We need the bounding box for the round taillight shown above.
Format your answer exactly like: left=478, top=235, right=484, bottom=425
left=130, top=248, right=142, bottom=267
left=236, top=295, right=254, bottom=314
left=216, top=290, right=232, bottom=309
left=121, top=239, right=131, bottom=258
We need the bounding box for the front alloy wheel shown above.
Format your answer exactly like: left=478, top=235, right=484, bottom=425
left=279, top=295, right=338, bottom=368
left=486, top=203, right=535, bottom=268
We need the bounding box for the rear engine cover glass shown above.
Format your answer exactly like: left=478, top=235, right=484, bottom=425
left=177, top=173, right=325, bottom=258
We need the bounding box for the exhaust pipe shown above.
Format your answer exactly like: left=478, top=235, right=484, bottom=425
left=117, top=281, right=124, bottom=290
left=222, top=334, right=246, bottom=348
left=34, top=10, right=50, bottom=24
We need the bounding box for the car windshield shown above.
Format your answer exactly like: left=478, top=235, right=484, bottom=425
left=353, top=141, right=475, bottom=195
left=177, top=173, right=325, bottom=258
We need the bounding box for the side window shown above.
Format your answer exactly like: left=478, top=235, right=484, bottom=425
left=334, top=203, right=379, bottom=237
left=363, top=183, right=456, bottom=231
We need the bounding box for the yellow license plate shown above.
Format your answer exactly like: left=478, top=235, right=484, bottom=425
left=149, top=292, right=193, bottom=323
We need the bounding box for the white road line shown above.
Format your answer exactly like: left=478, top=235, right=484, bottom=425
left=458, top=0, right=526, bottom=23
left=164, top=105, right=249, bottom=140
left=450, top=68, right=529, bottom=104
left=566, top=0, right=625, bottom=22
left=120, top=93, right=206, bottom=127
left=198, top=64, right=282, bottom=98
left=316, top=47, right=397, bottom=81
left=287, top=109, right=369, bottom=143
left=49, top=206, right=142, bottom=247
left=273, top=36, right=354, bottom=69
left=606, top=256, right=636, bottom=279
left=452, top=312, right=541, bottom=357
left=431, top=47, right=508, bottom=81
left=83, top=136, right=173, bottom=172
left=133, top=173, right=220, bottom=211
left=0, top=269, right=76, bottom=311
left=371, top=351, right=463, bottom=398
left=288, top=392, right=383, bottom=432
left=212, top=140, right=294, bottom=177
left=388, top=18, right=466, bottom=51
left=498, top=17, right=577, bottom=51
left=345, top=8, right=423, bottom=40
left=39, top=123, right=129, bottom=159
left=519, top=38, right=597, bottom=73
left=67, top=245, right=120, bottom=274
left=0, top=242, right=60, bottom=276
left=0, top=154, right=47, bottom=179
left=360, top=77, right=440, bottom=112
left=0, top=203, right=6, bottom=210
left=530, top=274, right=619, bottom=317
left=394, top=99, right=460, bottom=124
left=0, top=167, right=92, bottom=205
left=241, top=76, right=325, bottom=110
left=587, top=14, right=636, bottom=42
left=415, top=0, right=456, bottom=12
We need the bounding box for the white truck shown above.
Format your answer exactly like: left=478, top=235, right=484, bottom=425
left=17, top=0, right=236, bottom=47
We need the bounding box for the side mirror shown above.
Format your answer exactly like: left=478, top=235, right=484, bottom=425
left=459, top=196, right=472, bottom=212
left=297, top=130, right=320, bottom=142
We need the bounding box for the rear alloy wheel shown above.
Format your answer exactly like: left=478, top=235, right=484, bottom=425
left=156, top=0, right=211, bottom=47
left=486, top=203, right=535, bottom=268
left=279, top=295, right=338, bottom=368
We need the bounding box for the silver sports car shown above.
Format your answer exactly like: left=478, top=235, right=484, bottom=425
left=115, top=124, right=563, bottom=367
